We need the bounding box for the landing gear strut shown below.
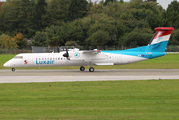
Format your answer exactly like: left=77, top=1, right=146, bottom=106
left=80, top=66, right=85, bottom=71
left=86, top=62, right=95, bottom=72
left=11, top=68, right=15, bottom=72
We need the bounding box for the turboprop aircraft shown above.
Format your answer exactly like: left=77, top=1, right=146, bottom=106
left=3, top=27, right=174, bottom=72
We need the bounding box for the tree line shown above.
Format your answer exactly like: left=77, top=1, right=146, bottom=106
left=0, top=0, right=179, bottom=49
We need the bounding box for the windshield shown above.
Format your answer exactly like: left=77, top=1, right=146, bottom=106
left=13, top=56, right=23, bottom=59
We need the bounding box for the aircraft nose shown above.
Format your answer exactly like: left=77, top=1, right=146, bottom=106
left=3, top=61, right=11, bottom=67
left=3, top=62, right=8, bottom=67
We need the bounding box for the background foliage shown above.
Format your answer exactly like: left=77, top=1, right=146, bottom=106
left=0, top=0, right=179, bottom=49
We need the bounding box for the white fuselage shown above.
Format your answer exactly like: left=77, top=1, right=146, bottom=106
left=3, top=51, right=147, bottom=68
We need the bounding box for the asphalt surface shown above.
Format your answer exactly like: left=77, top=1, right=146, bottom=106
left=0, top=69, right=179, bottom=83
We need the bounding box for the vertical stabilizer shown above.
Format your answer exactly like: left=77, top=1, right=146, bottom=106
left=146, top=27, right=174, bottom=52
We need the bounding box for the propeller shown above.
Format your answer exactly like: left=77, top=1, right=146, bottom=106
left=63, top=46, right=70, bottom=60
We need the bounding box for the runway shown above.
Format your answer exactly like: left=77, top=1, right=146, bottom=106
left=0, top=69, right=179, bottom=83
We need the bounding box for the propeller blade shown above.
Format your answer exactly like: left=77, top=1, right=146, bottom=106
left=63, top=46, right=70, bottom=60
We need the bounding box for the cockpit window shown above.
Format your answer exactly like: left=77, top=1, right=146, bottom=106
left=14, top=56, right=23, bottom=59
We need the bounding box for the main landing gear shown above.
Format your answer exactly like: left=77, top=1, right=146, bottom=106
left=80, top=66, right=94, bottom=72
left=80, top=66, right=85, bottom=71
left=11, top=68, right=15, bottom=72
left=89, top=67, right=94, bottom=72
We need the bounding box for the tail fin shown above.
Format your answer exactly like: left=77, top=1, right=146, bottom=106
left=146, top=27, right=174, bottom=52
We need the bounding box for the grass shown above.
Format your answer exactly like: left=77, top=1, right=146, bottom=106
left=0, top=80, right=179, bottom=119
left=1, top=54, right=179, bottom=69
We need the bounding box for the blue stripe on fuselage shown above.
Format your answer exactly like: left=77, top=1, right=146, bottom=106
left=101, top=50, right=166, bottom=59
left=101, top=40, right=168, bottom=59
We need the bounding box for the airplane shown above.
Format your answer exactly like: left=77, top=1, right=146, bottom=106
left=3, top=27, right=174, bottom=72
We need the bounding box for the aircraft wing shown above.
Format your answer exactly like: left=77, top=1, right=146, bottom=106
left=82, top=49, right=101, bottom=54
left=69, top=49, right=107, bottom=61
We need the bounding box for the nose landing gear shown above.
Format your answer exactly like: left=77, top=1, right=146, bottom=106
left=11, top=68, right=15, bottom=72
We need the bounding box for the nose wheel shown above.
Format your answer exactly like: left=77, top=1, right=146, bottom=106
left=11, top=68, right=15, bottom=72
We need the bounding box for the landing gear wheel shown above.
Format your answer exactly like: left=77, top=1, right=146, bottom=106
left=89, top=67, right=94, bottom=72
left=80, top=66, right=85, bottom=71
left=12, top=68, right=15, bottom=72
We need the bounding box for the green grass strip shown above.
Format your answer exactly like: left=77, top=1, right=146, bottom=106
left=0, top=80, right=179, bottom=119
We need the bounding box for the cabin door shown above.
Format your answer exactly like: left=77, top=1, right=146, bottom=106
left=117, top=54, right=122, bottom=64
left=28, top=56, right=33, bottom=65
